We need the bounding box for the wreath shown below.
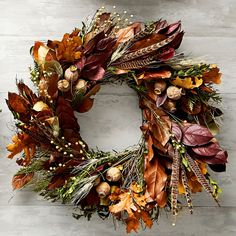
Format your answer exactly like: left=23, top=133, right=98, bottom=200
left=6, top=7, right=228, bottom=233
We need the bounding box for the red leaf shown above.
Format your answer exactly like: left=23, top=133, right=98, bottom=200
left=182, top=124, right=213, bottom=146
left=12, top=173, right=34, bottom=190
left=192, top=142, right=221, bottom=157
left=156, top=93, right=167, bottom=107
left=7, top=92, right=28, bottom=113
left=171, top=122, right=182, bottom=142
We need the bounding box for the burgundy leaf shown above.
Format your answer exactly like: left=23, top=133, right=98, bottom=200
left=192, top=142, right=221, bottom=157
left=75, top=56, right=86, bottom=71
left=96, top=38, right=116, bottom=51
left=83, top=66, right=105, bottom=81
left=159, top=48, right=175, bottom=61
left=171, top=122, right=182, bottom=142
left=156, top=93, right=167, bottom=107
left=182, top=124, right=213, bottom=146
left=209, top=164, right=226, bottom=172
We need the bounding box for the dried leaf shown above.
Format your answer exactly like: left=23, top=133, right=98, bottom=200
left=171, top=122, right=182, bottom=142
left=144, top=158, right=167, bottom=204
left=12, top=173, right=34, bottom=190
left=156, top=93, right=167, bottom=107
left=203, top=67, right=221, bottom=84
left=171, top=76, right=203, bottom=89
left=126, top=216, right=140, bottom=233
left=182, top=124, right=213, bottom=146
left=7, top=92, right=28, bottom=114
left=116, top=22, right=141, bottom=46
left=138, top=70, right=171, bottom=81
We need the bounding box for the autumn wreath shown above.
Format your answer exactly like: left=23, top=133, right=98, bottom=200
left=6, top=7, right=228, bottom=233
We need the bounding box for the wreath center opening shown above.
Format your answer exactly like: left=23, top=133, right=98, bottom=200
left=75, top=84, right=142, bottom=151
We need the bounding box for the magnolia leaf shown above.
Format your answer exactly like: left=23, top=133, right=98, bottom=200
left=192, top=142, right=221, bottom=157
left=172, top=76, right=203, bottom=89
left=182, top=124, right=213, bottom=146
left=144, top=158, right=167, bottom=204
left=171, top=122, right=182, bottom=142
left=12, top=173, right=34, bottom=190
left=138, top=70, right=171, bottom=80
left=7, top=92, right=28, bottom=114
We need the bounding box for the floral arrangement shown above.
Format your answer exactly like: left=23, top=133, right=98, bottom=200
left=6, top=7, right=228, bottom=233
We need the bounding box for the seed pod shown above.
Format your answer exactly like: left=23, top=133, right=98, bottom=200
left=154, top=80, right=167, bottom=95
left=106, top=167, right=122, bottom=182
left=75, top=79, right=87, bottom=94
left=96, top=182, right=111, bottom=198
left=167, top=86, right=182, bottom=100
left=57, top=79, right=70, bottom=92
left=64, top=65, right=79, bottom=82
left=163, top=99, right=177, bottom=113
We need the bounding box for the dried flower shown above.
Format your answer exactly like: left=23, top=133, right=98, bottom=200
left=57, top=79, right=70, bottom=92
left=64, top=65, right=79, bottom=82
left=75, top=79, right=87, bottom=94
left=166, top=86, right=182, bottom=100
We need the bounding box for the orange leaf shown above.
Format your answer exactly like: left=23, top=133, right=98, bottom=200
left=12, top=173, right=34, bottom=190
left=126, top=216, right=140, bottom=233
left=139, top=210, right=153, bottom=229
left=138, top=70, right=171, bottom=81
left=203, top=67, right=221, bottom=84
left=171, top=76, right=203, bottom=89
left=116, top=22, right=141, bottom=46
left=144, top=158, right=167, bottom=205
left=129, top=33, right=166, bottom=51
left=146, top=135, right=154, bottom=162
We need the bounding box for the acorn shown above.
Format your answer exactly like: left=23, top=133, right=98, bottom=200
left=64, top=65, right=79, bottom=82
left=154, top=80, right=167, bottom=95
left=106, top=167, right=122, bottom=182
left=57, top=79, right=70, bottom=92
left=163, top=99, right=177, bottom=113
left=96, top=182, right=111, bottom=198
left=75, top=79, right=87, bottom=94
left=166, top=86, right=182, bottom=100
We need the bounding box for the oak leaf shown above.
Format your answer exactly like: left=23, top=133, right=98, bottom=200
left=12, top=173, right=34, bottom=190
left=171, top=76, right=203, bottom=89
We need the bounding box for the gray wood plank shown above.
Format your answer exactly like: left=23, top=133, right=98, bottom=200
left=0, top=206, right=235, bottom=236
left=0, top=0, right=236, bottom=37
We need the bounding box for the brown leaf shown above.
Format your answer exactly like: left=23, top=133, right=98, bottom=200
left=129, top=32, right=166, bottom=51
left=203, top=67, right=221, bottom=84
left=126, top=216, right=140, bottom=233
left=146, top=135, right=154, bottom=162
left=138, top=70, right=171, bottom=81
left=144, top=158, right=167, bottom=204
left=7, top=92, right=28, bottom=113
left=12, top=173, right=34, bottom=190
left=76, top=98, right=94, bottom=113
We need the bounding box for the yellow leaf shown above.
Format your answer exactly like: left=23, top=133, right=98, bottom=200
left=172, top=76, right=203, bottom=89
